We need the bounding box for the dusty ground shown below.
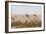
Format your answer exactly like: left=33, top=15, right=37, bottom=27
left=11, top=15, right=42, bottom=28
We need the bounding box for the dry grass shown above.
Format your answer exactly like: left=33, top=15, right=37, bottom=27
left=11, top=15, right=42, bottom=28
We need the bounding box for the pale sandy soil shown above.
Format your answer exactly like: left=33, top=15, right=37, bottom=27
left=11, top=15, right=42, bottom=28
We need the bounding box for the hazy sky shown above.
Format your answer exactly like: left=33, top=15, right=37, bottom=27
left=11, top=5, right=42, bottom=16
